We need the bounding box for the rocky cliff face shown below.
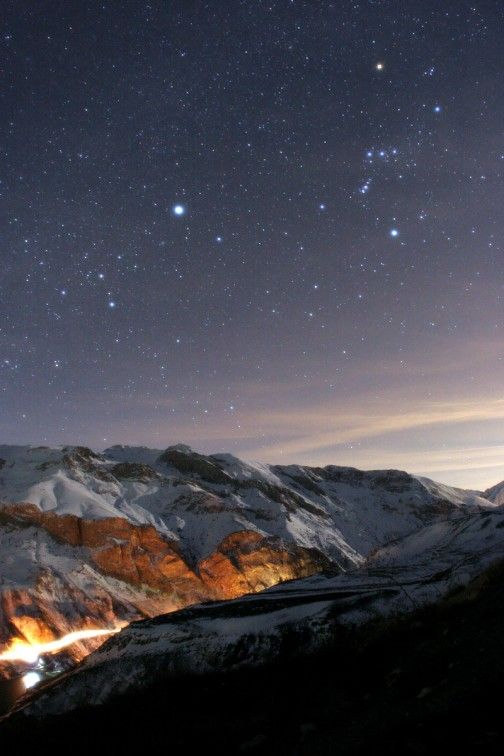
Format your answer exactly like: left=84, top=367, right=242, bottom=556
left=9, top=556, right=504, bottom=756
left=0, top=443, right=494, bottom=678
left=18, top=506, right=504, bottom=721
left=0, top=507, right=327, bottom=678
left=198, top=531, right=327, bottom=598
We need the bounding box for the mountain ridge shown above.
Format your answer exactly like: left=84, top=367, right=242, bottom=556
left=0, top=442, right=500, bottom=685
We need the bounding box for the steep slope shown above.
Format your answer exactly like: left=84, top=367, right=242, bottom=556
left=0, top=443, right=495, bottom=679
left=483, top=478, right=504, bottom=505
left=6, top=558, right=504, bottom=756
left=16, top=506, right=504, bottom=718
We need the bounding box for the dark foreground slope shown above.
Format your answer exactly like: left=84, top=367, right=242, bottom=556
left=3, top=559, right=504, bottom=755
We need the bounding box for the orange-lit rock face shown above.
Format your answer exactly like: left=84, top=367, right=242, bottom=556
left=199, top=531, right=329, bottom=599
left=1, top=503, right=206, bottom=599
left=0, top=504, right=328, bottom=675
left=0, top=582, right=128, bottom=679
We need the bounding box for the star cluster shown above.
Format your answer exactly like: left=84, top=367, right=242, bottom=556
left=1, top=1, right=504, bottom=487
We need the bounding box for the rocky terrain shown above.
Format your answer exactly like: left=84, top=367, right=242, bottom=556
left=6, top=557, right=504, bottom=755
left=2, top=443, right=504, bottom=750
left=16, top=503, right=504, bottom=718
left=0, top=442, right=493, bottom=679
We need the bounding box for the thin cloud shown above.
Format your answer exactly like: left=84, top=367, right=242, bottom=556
left=243, top=397, right=504, bottom=458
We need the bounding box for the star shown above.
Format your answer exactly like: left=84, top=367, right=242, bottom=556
left=2, top=0, right=499, bottom=495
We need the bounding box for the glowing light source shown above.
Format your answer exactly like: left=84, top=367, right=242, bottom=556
left=375, top=62, right=384, bottom=71
left=0, top=626, right=123, bottom=665
left=390, top=228, right=399, bottom=237
left=172, top=204, right=186, bottom=216
left=22, top=671, right=41, bottom=690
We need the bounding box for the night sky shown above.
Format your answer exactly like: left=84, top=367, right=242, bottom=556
left=2, top=0, right=504, bottom=488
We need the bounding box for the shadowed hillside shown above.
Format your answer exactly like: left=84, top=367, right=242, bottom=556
left=3, top=558, right=504, bottom=755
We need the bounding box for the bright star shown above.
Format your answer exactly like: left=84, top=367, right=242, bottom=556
left=390, top=229, right=399, bottom=237
left=319, top=203, right=326, bottom=210
left=434, top=105, right=442, bottom=113
left=108, top=301, right=116, bottom=308
left=172, top=204, right=186, bottom=216
left=375, top=62, right=384, bottom=71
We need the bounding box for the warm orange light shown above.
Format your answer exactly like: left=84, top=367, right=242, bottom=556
left=0, top=626, right=124, bottom=664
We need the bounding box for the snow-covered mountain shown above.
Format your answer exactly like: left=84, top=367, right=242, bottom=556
left=0, top=442, right=498, bottom=683
left=0, top=443, right=490, bottom=560
left=483, top=478, right=504, bottom=506
left=20, top=505, right=504, bottom=718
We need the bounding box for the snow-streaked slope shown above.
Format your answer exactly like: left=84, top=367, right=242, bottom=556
left=20, top=506, right=504, bottom=718
left=0, top=517, right=183, bottom=671
left=0, top=444, right=493, bottom=568
left=1, top=443, right=503, bottom=714
left=483, top=479, right=504, bottom=506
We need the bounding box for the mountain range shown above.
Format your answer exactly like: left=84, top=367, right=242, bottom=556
left=1, top=442, right=504, bottom=739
